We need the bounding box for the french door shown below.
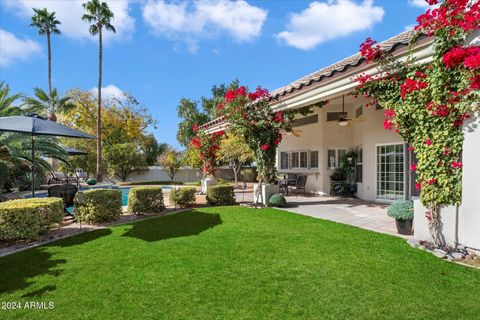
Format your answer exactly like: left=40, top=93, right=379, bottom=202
left=376, top=144, right=405, bottom=201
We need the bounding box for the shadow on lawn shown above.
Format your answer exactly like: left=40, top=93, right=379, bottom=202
left=0, top=229, right=112, bottom=296
left=122, top=210, right=222, bottom=242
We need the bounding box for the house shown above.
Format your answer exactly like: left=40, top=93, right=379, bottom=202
left=203, top=29, right=480, bottom=250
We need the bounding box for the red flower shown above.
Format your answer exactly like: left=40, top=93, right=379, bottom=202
left=426, top=0, right=438, bottom=5
left=260, top=144, right=270, bottom=151
left=354, top=73, right=373, bottom=88
left=384, top=109, right=395, bottom=117
left=443, top=147, right=451, bottom=156
left=442, top=46, right=480, bottom=69
left=192, top=123, right=199, bottom=132
left=383, top=119, right=393, bottom=131
left=359, top=37, right=382, bottom=63
left=408, top=146, right=414, bottom=151
left=415, top=183, right=422, bottom=191
left=410, top=163, right=417, bottom=171
left=425, top=139, right=432, bottom=146
left=427, top=178, right=437, bottom=185
left=414, top=71, right=427, bottom=79
left=274, top=111, right=283, bottom=123
left=248, top=86, right=269, bottom=101
left=469, top=75, right=480, bottom=90
left=452, top=161, right=463, bottom=169
left=273, top=134, right=283, bottom=145
left=400, top=78, right=428, bottom=99
left=191, top=137, right=201, bottom=148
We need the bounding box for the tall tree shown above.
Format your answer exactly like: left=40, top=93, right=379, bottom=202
left=82, top=0, right=116, bottom=182
left=30, top=8, right=61, bottom=95
left=218, top=134, right=253, bottom=186
left=159, top=148, right=183, bottom=182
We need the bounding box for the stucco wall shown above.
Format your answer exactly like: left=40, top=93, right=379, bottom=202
left=277, top=96, right=404, bottom=202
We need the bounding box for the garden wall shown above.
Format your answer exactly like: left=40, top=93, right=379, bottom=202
left=414, top=111, right=480, bottom=250
left=126, top=167, right=240, bottom=183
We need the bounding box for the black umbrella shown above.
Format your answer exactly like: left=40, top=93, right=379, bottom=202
left=0, top=114, right=95, bottom=197
left=63, top=147, right=88, bottom=156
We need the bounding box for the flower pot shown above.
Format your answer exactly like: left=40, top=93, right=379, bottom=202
left=253, top=183, right=279, bottom=206
left=395, top=218, right=413, bottom=235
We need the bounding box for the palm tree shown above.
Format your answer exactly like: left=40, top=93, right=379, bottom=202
left=82, top=0, right=116, bottom=182
left=0, top=82, right=22, bottom=117
left=30, top=8, right=61, bottom=95
left=24, top=87, right=75, bottom=121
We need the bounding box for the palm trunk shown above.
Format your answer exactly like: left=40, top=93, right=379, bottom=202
left=96, top=27, right=103, bottom=182
left=47, top=31, right=52, bottom=95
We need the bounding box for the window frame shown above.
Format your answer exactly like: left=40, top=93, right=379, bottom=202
left=279, top=149, right=319, bottom=171
left=327, top=148, right=347, bottom=170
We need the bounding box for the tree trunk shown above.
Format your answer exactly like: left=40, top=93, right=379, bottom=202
left=428, top=205, right=446, bottom=247
left=231, top=162, right=238, bottom=186
left=47, top=31, right=52, bottom=95
left=96, top=27, right=103, bottom=182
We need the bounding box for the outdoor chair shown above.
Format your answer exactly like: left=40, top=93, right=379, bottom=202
left=288, top=175, right=308, bottom=197
left=49, top=171, right=69, bottom=185
left=48, top=184, right=78, bottom=216
left=279, top=173, right=298, bottom=195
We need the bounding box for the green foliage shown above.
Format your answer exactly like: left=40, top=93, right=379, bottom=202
left=240, top=167, right=257, bottom=182
left=159, top=148, right=183, bottom=181
left=206, top=185, right=235, bottom=206
left=268, top=193, right=287, bottom=208
left=23, top=87, right=75, bottom=121
left=30, top=8, right=61, bottom=36
left=387, top=200, right=414, bottom=220
left=118, top=180, right=183, bottom=186
left=143, top=134, right=166, bottom=165
left=75, top=189, right=122, bottom=224
left=128, top=187, right=164, bottom=214
left=169, top=187, right=197, bottom=208
left=0, top=198, right=63, bottom=241
left=104, top=143, right=147, bottom=182
left=219, top=134, right=254, bottom=185
left=86, top=178, right=96, bottom=185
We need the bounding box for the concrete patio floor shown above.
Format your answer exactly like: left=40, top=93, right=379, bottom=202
left=235, top=190, right=412, bottom=239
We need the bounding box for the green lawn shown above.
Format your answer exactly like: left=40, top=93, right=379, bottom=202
left=1, top=207, right=479, bottom=319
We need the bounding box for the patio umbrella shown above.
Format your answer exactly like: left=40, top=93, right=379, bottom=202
left=0, top=114, right=95, bottom=197
left=63, top=147, right=88, bottom=156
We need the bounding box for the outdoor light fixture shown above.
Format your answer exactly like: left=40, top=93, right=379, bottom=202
left=338, top=119, right=349, bottom=126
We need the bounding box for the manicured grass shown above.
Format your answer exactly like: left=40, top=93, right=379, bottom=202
left=1, top=206, right=479, bottom=319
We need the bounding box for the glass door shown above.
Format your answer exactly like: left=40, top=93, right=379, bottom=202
left=377, top=144, right=405, bottom=200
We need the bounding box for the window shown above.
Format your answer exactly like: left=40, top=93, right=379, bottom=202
left=356, top=146, right=363, bottom=183
left=279, top=150, right=318, bottom=170
left=377, top=144, right=405, bottom=200
left=327, top=148, right=347, bottom=169
left=280, top=152, right=289, bottom=170
left=310, top=151, right=319, bottom=168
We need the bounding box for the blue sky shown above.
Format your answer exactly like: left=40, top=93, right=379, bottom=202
left=0, top=0, right=431, bottom=149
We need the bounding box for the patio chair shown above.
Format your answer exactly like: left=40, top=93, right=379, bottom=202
left=288, top=175, right=308, bottom=197
left=49, top=171, right=69, bottom=185
left=76, top=170, right=88, bottom=182
left=48, top=184, right=77, bottom=216
left=279, top=173, right=298, bottom=195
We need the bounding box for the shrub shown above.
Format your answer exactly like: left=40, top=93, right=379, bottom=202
left=75, top=189, right=122, bottom=224
left=86, top=179, right=97, bottom=185
left=0, top=198, right=63, bottom=241
left=128, top=187, right=164, bottom=214
left=118, top=180, right=184, bottom=186
left=169, top=187, right=197, bottom=208
left=387, top=200, right=414, bottom=220
left=206, top=185, right=235, bottom=206
left=269, top=194, right=287, bottom=208
left=240, top=168, right=257, bottom=182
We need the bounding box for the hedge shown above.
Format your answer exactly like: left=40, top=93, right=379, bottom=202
left=169, top=187, right=197, bottom=208
left=206, top=185, right=236, bottom=206
left=118, top=181, right=184, bottom=186
left=128, top=187, right=164, bottom=214
left=0, top=198, right=64, bottom=241
left=75, top=189, right=122, bottom=224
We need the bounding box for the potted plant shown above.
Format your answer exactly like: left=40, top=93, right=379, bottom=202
left=387, top=200, right=414, bottom=235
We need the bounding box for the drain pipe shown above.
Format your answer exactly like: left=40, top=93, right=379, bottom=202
left=454, top=204, right=459, bottom=249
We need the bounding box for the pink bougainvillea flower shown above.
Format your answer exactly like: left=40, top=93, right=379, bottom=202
left=425, top=139, right=432, bottom=146
left=415, top=183, right=422, bottom=191
left=427, top=178, right=437, bottom=185
left=452, top=161, right=463, bottom=169
left=469, top=75, right=480, bottom=90
left=359, top=37, right=382, bottom=63
left=383, top=119, right=393, bottom=130
left=410, top=163, right=417, bottom=171
left=260, top=144, right=270, bottom=151
left=408, top=146, right=414, bottom=151
left=400, top=78, right=428, bottom=99
left=192, top=123, right=199, bottom=132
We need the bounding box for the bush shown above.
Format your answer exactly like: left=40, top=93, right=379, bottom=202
left=75, top=189, right=122, bottom=224
left=240, top=168, right=257, bottom=182
left=206, top=185, right=235, bottom=206
left=128, top=187, right=164, bottom=214
left=269, top=194, right=287, bottom=208
left=169, top=187, right=197, bottom=208
left=387, top=200, right=414, bottom=220
left=86, top=179, right=97, bottom=185
left=118, top=180, right=184, bottom=186
left=0, top=198, right=64, bottom=241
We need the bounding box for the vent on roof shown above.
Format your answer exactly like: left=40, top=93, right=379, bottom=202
left=356, top=105, right=363, bottom=118
left=326, top=112, right=347, bottom=122
left=292, top=114, right=318, bottom=127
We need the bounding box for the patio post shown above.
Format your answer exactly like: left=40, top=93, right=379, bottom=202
left=31, top=134, right=36, bottom=198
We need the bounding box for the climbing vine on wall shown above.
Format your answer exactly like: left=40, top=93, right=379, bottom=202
left=355, top=0, right=479, bottom=246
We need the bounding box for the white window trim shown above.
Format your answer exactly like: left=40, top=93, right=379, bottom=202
left=279, top=149, right=319, bottom=171
left=327, top=148, right=347, bottom=170
left=374, top=142, right=407, bottom=203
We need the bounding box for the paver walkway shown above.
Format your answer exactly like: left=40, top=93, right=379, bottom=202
left=235, top=190, right=411, bottom=239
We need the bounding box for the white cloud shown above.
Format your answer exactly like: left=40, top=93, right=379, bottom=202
left=0, top=29, right=41, bottom=67
left=404, top=24, right=416, bottom=31
left=408, top=0, right=429, bottom=8
left=142, top=0, right=267, bottom=52
left=3, top=0, right=135, bottom=43
left=277, top=0, right=384, bottom=50
left=90, top=84, right=125, bottom=101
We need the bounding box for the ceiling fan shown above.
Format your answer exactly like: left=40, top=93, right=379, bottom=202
left=337, top=95, right=365, bottom=126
